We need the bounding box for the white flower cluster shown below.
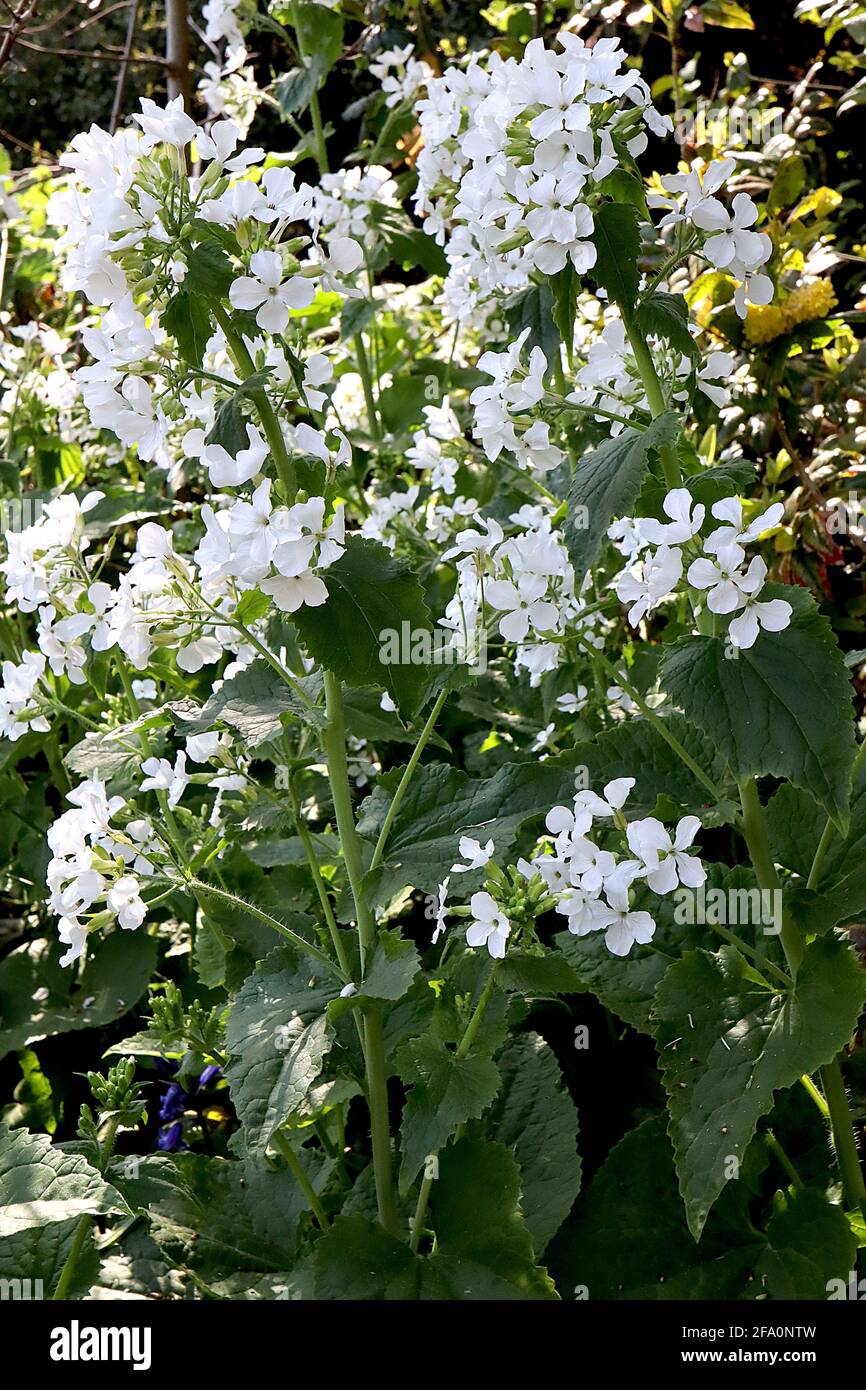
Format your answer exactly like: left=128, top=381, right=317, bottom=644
left=567, top=313, right=736, bottom=429
left=49, top=99, right=359, bottom=477
left=470, top=330, right=564, bottom=475
left=539, top=779, right=705, bottom=956
left=611, top=488, right=792, bottom=649
left=414, top=34, right=670, bottom=313
left=649, top=157, right=773, bottom=317
left=369, top=43, right=430, bottom=109
left=46, top=776, right=160, bottom=967
left=438, top=780, right=706, bottom=960
left=407, top=397, right=464, bottom=495
left=442, top=504, right=603, bottom=684
left=199, top=0, right=263, bottom=135
left=313, top=165, right=400, bottom=254
left=196, top=481, right=346, bottom=613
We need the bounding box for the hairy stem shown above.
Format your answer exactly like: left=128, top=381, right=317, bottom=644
left=188, top=875, right=346, bottom=980
left=353, top=331, right=381, bottom=439
left=573, top=629, right=723, bottom=804
left=820, top=1058, right=866, bottom=1214
left=737, top=777, right=802, bottom=973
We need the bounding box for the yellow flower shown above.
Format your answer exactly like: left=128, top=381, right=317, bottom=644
left=744, top=278, right=837, bottom=344
left=783, top=278, right=837, bottom=326
left=744, top=304, right=786, bottom=343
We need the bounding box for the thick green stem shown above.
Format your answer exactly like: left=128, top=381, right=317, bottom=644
left=322, top=671, right=376, bottom=964
left=623, top=314, right=681, bottom=489
left=363, top=1006, right=401, bottom=1238
left=353, top=332, right=381, bottom=439
left=290, top=773, right=349, bottom=975
left=706, top=922, right=791, bottom=990
left=321, top=670, right=400, bottom=1238
left=370, top=689, right=448, bottom=872
left=765, top=1130, right=803, bottom=1191
left=820, top=1058, right=866, bottom=1214
left=210, top=301, right=297, bottom=500
left=273, top=1130, right=329, bottom=1228
left=738, top=779, right=865, bottom=1209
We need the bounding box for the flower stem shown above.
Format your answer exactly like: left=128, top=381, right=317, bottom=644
left=737, top=777, right=802, bottom=973
left=272, top=1129, right=329, bottom=1228
left=289, top=1, right=329, bottom=177
left=820, top=1058, right=866, bottom=1214
left=622, top=313, right=681, bottom=490
left=409, top=964, right=498, bottom=1254
left=210, top=301, right=297, bottom=500
left=187, top=875, right=346, bottom=980
left=370, top=688, right=448, bottom=873
left=321, top=669, right=400, bottom=1238
left=573, top=628, right=723, bottom=804
left=353, top=331, right=381, bottom=439
left=738, top=778, right=866, bottom=1211
left=289, top=771, right=349, bottom=975
left=807, top=738, right=866, bottom=890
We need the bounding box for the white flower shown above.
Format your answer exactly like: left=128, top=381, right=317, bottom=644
left=556, top=686, right=588, bottom=715
left=556, top=885, right=618, bottom=937
left=229, top=250, right=315, bottom=333
left=567, top=836, right=618, bottom=895
left=616, top=544, right=683, bottom=626
left=728, top=585, right=793, bottom=649
left=466, top=890, right=511, bottom=958
left=202, top=422, right=268, bottom=488
left=107, top=875, right=147, bottom=930
left=693, top=191, right=768, bottom=271
left=432, top=877, right=449, bottom=944
left=260, top=570, right=329, bottom=613
left=545, top=800, right=593, bottom=839
left=603, top=905, right=656, bottom=957
left=451, top=835, right=494, bottom=873
left=133, top=96, right=198, bottom=151
left=704, top=497, right=785, bottom=554
left=185, top=731, right=223, bottom=763
left=575, top=777, right=635, bottom=819
left=599, top=860, right=656, bottom=956
left=639, top=489, right=705, bottom=547
left=485, top=574, right=559, bottom=643
left=140, top=751, right=189, bottom=808
left=687, top=543, right=763, bottom=614
left=626, top=815, right=706, bottom=894
left=58, top=916, right=88, bottom=968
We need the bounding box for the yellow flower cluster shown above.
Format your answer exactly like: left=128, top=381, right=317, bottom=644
left=744, top=278, right=838, bottom=344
